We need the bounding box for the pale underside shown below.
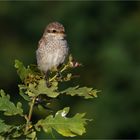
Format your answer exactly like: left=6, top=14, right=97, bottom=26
left=36, top=35, right=68, bottom=73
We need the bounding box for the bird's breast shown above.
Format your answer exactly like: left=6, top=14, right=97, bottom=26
left=36, top=38, right=68, bottom=72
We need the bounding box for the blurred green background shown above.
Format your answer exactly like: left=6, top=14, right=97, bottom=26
left=0, top=1, right=140, bottom=139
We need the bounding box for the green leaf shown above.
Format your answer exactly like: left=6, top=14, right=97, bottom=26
left=12, top=130, right=22, bottom=138
left=0, top=135, right=5, bottom=140
left=27, top=79, right=59, bottom=98
left=26, top=131, right=37, bottom=140
left=10, top=125, right=25, bottom=138
left=0, top=119, right=12, bottom=133
left=14, top=59, right=30, bottom=81
left=0, top=90, right=23, bottom=116
left=18, top=84, right=30, bottom=101
left=35, top=107, right=88, bottom=137
left=60, top=86, right=98, bottom=99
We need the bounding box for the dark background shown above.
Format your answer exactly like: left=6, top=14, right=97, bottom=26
left=0, top=1, right=140, bottom=139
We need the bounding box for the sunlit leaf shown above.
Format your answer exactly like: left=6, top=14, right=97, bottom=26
left=35, top=107, right=88, bottom=137
left=27, top=131, right=37, bottom=140
left=60, top=86, right=98, bottom=99
left=14, top=60, right=30, bottom=81
left=0, top=90, right=23, bottom=116
left=0, top=135, right=5, bottom=140
left=27, top=79, right=59, bottom=98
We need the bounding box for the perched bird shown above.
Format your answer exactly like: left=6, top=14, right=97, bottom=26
left=36, top=22, right=68, bottom=77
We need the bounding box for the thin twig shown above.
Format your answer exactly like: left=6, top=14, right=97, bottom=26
left=24, top=97, right=36, bottom=134
left=49, top=65, right=68, bottom=82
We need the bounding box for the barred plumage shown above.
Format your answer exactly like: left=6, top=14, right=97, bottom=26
left=36, top=22, right=68, bottom=73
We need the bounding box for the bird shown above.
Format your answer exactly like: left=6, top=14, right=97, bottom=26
left=36, top=22, right=68, bottom=78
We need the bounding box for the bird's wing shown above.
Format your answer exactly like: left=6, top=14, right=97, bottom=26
left=38, top=36, right=46, bottom=48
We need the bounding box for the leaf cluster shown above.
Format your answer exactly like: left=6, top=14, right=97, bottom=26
left=0, top=55, right=99, bottom=139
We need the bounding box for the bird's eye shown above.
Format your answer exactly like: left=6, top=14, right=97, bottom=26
left=52, top=30, right=56, bottom=33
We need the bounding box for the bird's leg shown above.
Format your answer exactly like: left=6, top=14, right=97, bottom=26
left=56, top=64, right=64, bottom=80
left=45, top=71, right=51, bottom=87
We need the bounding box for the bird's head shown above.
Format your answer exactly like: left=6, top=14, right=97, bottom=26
left=43, top=22, right=66, bottom=39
